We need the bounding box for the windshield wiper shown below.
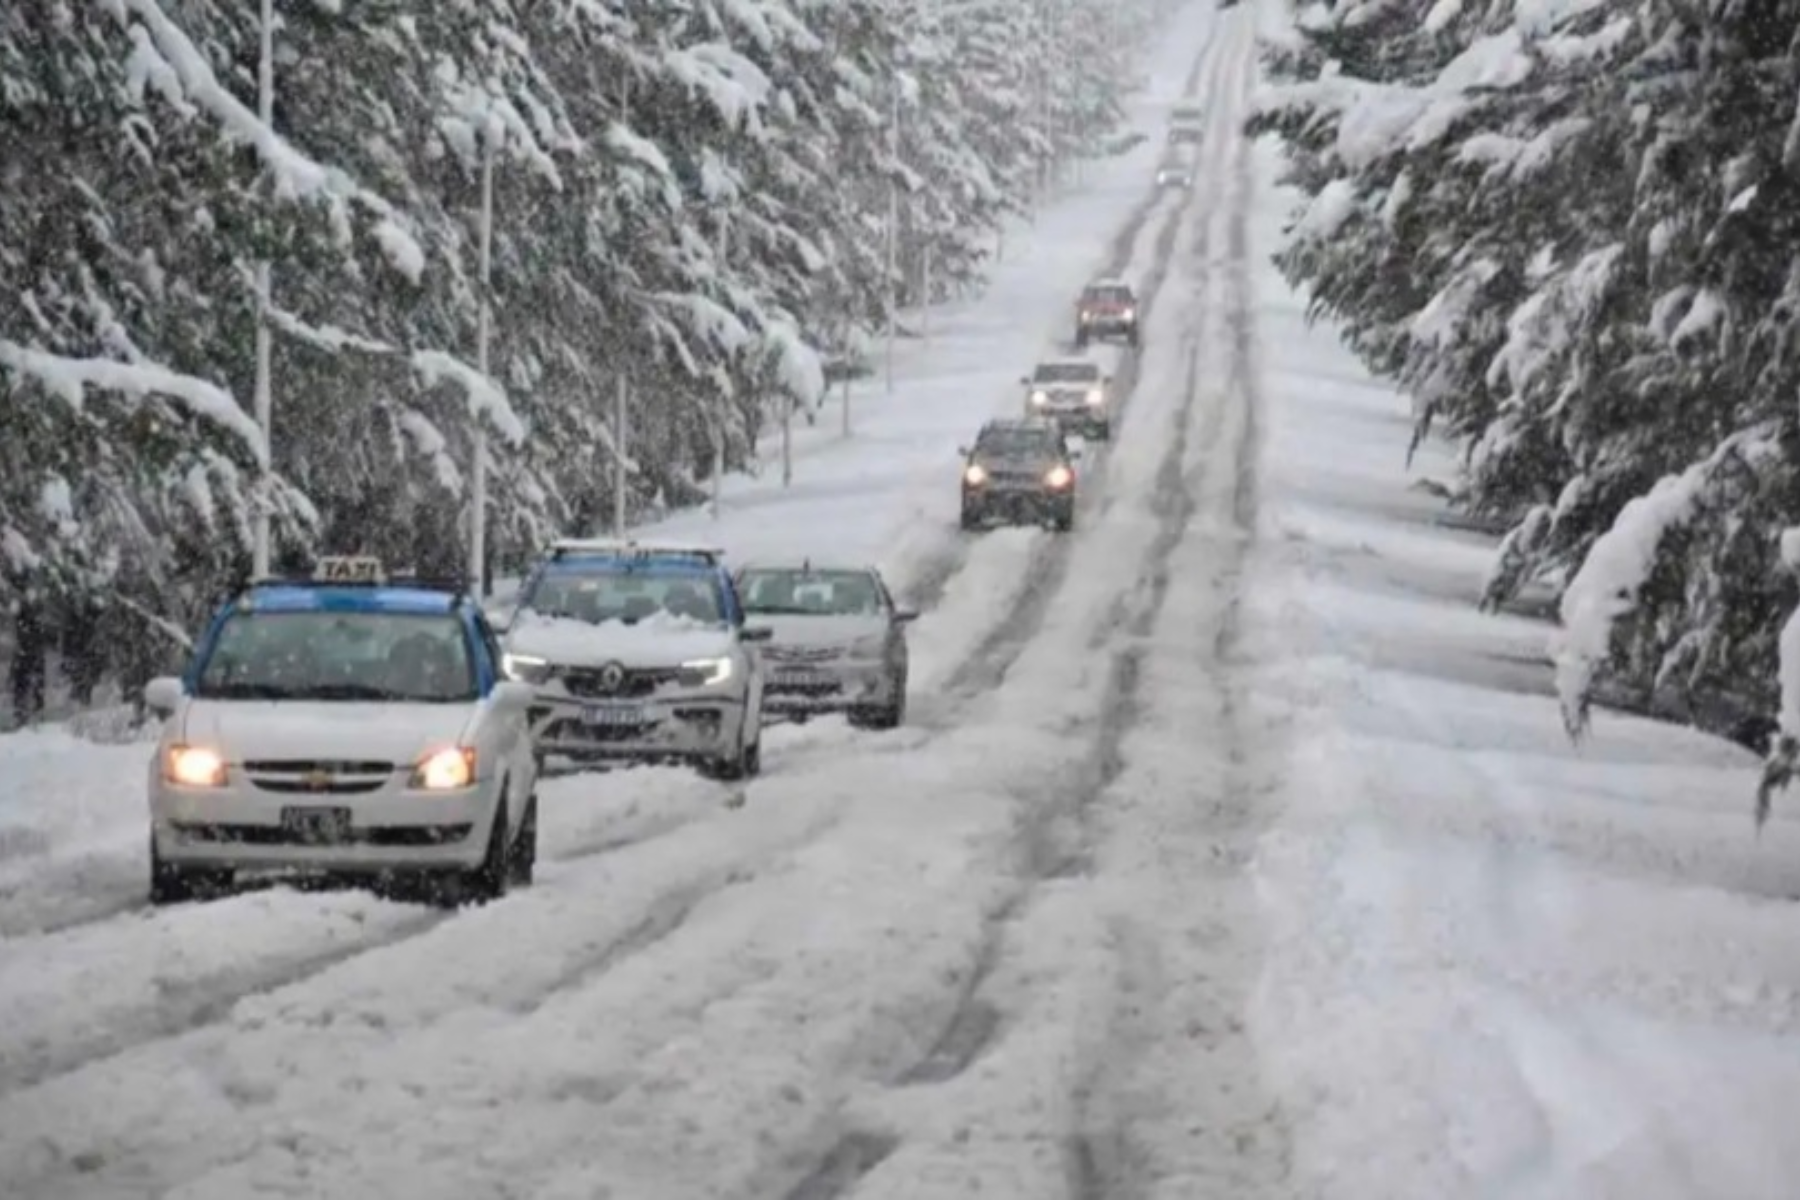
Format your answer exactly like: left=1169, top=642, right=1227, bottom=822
left=298, top=683, right=414, bottom=701
left=197, top=682, right=296, bottom=700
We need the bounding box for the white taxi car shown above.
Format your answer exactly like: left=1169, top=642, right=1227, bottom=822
left=142, top=558, right=539, bottom=906
left=496, top=539, right=771, bottom=779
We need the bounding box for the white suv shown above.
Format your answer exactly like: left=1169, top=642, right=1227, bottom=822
left=498, top=540, right=771, bottom=779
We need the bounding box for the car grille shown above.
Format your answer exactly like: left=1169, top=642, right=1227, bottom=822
left=763, top=644, right=841, bottom=664
left=242, top=760, right=395, bottom=795
left=560, top=666, right=680, bottom=698
left=987, top=468, right=1044, bottom=487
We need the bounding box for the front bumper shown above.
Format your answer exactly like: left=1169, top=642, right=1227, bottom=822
left=1077, top=315, right=1136, bottom=338
left=1034, top=405, right=1109, bottom=436
left=150, top=774, right=499, bottom=873
left=763, top=657, right=898, bottom=715
left=963, top=487, right=1075, bottom=524
left=528, top=690, right=750, bottom=763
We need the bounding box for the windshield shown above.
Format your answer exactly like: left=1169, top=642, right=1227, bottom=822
left=739, top=570, right=884, bottom=616
left=1083, top=286, right=1132, bottom=304
left=1032, top=363, right=1100, bottom=384
left=975, top=428, right=1056, bottom=457
left=520, top=567, right=725, bottom=625
left=195, top=612, right=475, bottom=702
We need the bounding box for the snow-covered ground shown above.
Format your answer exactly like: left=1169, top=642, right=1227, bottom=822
left=6, top=0, right=1800, bottom=1196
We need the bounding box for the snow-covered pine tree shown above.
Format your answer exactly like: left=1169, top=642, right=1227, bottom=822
left=1, top=0, right=1168, bottom=700
left=1256, top=0, right=1800, bottom=807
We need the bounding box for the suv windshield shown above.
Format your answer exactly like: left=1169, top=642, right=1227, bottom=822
left=520, top=566, right=724, bottom=625
left=195, top=611, right=475, bottom=702
left=975, top=428, right=1056, bottom=457
left=1033, top=363, right=1100, bottom=384
left=1082, top=286, right=1133, bottom=304
left=739, top=570, right=883, bottom=616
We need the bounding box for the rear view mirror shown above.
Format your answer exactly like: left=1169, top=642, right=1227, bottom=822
left=144, top=676, right=185, bottom=715
left=893, top=609, right=920, bottom=624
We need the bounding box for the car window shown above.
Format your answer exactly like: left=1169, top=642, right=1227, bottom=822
left=520, top=567, right=725, bottom=625
left=975, top=428, right=1054, bottom=455
left=1083, top=286, right=1133, bottom=303
left=738, top=570, right=885, bottom=616
left=195, top=611, right=476, bottom=703
left=1033, top=363, right=1100, bottom=383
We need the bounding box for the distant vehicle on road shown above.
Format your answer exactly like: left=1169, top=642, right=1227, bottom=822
left=1022, top=358, right=1113, bottom=440
left=142, top=557, right=539, bottom=907
left=1156, top=163, right=1194, bottom=189
left=960, top=418, right=1081, bottom=533
left=1076, top=278, right=1140, bottom=349
left=734, top=561, right=916, bottom=730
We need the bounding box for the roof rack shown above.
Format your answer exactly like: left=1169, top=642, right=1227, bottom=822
left=547, top=538, right=725, bottom=566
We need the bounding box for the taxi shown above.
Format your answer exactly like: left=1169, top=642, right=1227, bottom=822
left=142, top=557, right=539, bottom=906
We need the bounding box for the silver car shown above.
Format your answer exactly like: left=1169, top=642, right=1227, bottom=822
left=733, top=562, right=916, bottom=729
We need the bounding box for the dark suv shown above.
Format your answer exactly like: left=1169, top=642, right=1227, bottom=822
left=959, top=419, right=1080, bottom=532
left=1075, top=280, right=1140, bottom=348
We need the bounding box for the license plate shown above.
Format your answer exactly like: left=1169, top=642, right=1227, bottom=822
left=774, top=667, right=821, bottom=684
left=580, top=703, right=645, bottom=727
left=279, top=806, right=352, bottom=844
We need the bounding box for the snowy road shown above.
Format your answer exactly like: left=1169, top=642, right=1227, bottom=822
left=13, top=0, right=1800, bottom=1196
left=0, top=4, right=1308, bottom=1198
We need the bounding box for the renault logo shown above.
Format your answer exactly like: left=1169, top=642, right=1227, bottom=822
left=597, top=661, right=627, bottom=693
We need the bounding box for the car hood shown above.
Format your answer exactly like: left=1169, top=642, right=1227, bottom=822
left=181, top=700, right=473, bottom=765
left=506, top=612, right=737, bottom=667
left=750, top=613, right=889, bottom=648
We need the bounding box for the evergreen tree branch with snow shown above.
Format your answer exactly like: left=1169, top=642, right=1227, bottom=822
left=1253, top=0, right=1800, bottom=816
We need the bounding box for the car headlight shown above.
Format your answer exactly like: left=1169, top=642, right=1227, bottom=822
left=1121, top=307, right=1136, bottom=320
left=501, top=652, right=550, bottom=683
left=411, top=747, right=476, bottom=790
left=1086, top=388, right=1104, bottom=406
left=1030, top=390, right=1048, bottom=405
left=679, top=656, right=734, bottom=687
left=1045, top=464, right=1074, bottom=489
left=165, top=744, right=227, bottom=787
left=963, top=464, right=988, bottom=486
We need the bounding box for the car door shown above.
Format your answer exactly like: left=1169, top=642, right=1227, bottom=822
left=473, top=612, right=534, bottom=823
left=872, top=572, right=908, bottom=675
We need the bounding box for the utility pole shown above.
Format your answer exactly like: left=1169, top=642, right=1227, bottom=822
left=469, top=120, right=495, bottom=596
left=885, top=77, right=899, bottom=396
left=781, top=395, right=793, bottom=486
left=613, top=375, right=628, bottom=533
left=921, top=240, right=931, bottom=345
left=712, top=211, right=727, bottom=519
left=250, top=0, right=275, bottom=577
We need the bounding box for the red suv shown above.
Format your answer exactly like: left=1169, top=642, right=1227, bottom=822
left=1075, top=280, right=1140, bottom=349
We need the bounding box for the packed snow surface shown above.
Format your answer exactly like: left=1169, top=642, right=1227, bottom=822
left=5, top=1, right=1800, bottom=1197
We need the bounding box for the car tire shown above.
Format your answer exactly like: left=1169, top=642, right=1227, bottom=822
left=508, top=793, right=538, bottom=887
left=850, top=675, right=907, bottom=730
left=148, top=834, right=230, bottom=906
left=449, top=797, right=511, bottom=907
left=1074, top=329, right=1089, bottom=349
left=960, top=507, right=982, bottom=531
left=1128, top=328, right=1141, bottom=349
left=1054, top=510, right=1075, bottom=532
left=1091, top=422, right=1111, bottom=441
left=702, top=723, right=761, bottom=782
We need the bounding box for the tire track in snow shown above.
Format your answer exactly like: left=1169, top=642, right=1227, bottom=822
left=1062, top=24, right=1303, bottom=1197
left=775, top=22, right=1245, bottom=1198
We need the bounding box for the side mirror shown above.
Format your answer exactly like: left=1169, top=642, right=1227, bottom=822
left=491, top=680, right=535, bottom=711
left=956, top=445, right=969, bottom=457
left=1069, top=448, right=1084, bottom=461
left=740, top=625, right=774, bottom=643
left=1019, top=376, right=1031, bottom=385
left=144, top=676, right=185, bottom=715
left=893, top=609, right=920, bottom=625
left=1103, top=375, right=1113, bottom=384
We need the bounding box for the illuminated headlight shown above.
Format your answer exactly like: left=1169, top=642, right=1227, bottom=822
left=1121, top=307, right=1136, bottom=320
left=963, top=464, right=988, bottom=487
left=165, top=744, right=227, bottom=787
left=678, top=656, right=734, bottom=687
left=411, top=747, right=475, bottom=790
left=1086, top=389, right=1104, bottom=406
left=1030, top=390, right=1048, bottom=405
left=1045, top=464, right=1074, bottom=489
left=501, top=652, right=550, bottom=684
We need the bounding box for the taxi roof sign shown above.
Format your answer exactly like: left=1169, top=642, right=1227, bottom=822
left=317, top=555, right=386, bottom=583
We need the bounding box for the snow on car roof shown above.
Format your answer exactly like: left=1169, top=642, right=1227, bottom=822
left=239, top=585, right=460, bottom=614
